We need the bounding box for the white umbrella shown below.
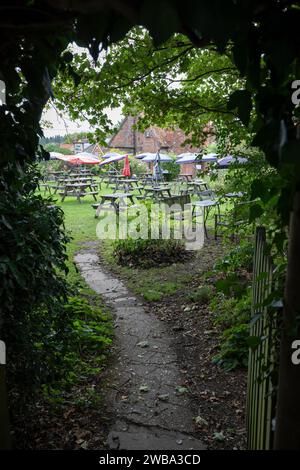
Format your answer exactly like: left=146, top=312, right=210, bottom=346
left=50, top=151, right=65, bottom=159
left=217, top=155, right=248, bottom=169
left=142, top=153, right=172, bottom=162
left=99, top=154, right=127, bottom=166
left=101, top=152, right=123, bottom=159
left=50, top=153, right=75, bottom=162
left=75, top=151, right=99, bottom=160
left=135, top=152, right=156, bottom=160
left=176, top=153, right=202, bottom=164
left=202, top=153, right=219, bottom=162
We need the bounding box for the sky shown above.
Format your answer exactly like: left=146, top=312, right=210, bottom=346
left=41, top=42, right=124, bottom=138
left=42, top=105, right=122, bottom=137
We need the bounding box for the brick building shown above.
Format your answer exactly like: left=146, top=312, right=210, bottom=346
left=108, top=116, right=197, bottom=176
left=108, top=116, right=213, bottom=177
left=108, top=116, right=200, bottom=154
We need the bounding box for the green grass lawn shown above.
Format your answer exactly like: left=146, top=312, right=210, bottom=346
left=40, top=177, right=232, bottom=299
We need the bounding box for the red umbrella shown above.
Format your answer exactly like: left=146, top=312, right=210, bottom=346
left=122, top=155, right=131, bottom=177
left=68, top=154, right=100, bottom=165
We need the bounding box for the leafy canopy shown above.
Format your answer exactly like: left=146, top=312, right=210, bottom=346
left=53, top=29, right=248, bottom=148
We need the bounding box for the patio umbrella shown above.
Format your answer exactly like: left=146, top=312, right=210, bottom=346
left=75, top=151, right=99, bottom=160
left=101, top=152, right=123, bottom=159
left=50, top=153, right=75, bottom=162
left=217, top=155, right=248, bottom=169
left=201, top=153, right=219, bottom=162
left=68, top=154, right=100, bottom=165
left=50, top=151, right=65, bottom=159
left=99, top=154, right=127, bottom=166
left=122, top=154, right=131, bottom=177
left=135, top=152, right=156, bottom=160
left=175, top=153, right=202, bottom=164
left=142, top=153, right=172, bottom=162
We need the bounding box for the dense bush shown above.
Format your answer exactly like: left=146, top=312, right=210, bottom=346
left=0, top=164, right=69, bottom=320
left=0, top=163, right=114, bottom=436
left=163, top=159, right=180, bottom=181
left=113, top=237, right=189, bottom=267
left=0, top=164, right=68, bottom=390
left=128, top=157, right=148, bottom=176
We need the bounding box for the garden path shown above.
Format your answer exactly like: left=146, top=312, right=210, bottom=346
left=75, top=244, right=205, bottom=450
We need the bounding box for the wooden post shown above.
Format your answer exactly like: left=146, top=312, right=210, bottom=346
left=274, top=190, right=300, bottom=449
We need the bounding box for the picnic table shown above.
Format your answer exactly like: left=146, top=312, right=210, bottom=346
left=53, top=176, right=96, bottom=194
left=191, top=199, right=220, bottom=238
left=48, top=171, right=68, bottom=181
left=69, top=170, right=94, bottom=176
left=93, top=192, right=135, bottom=217
left=115, top=178, right=140, bottom=191
left=177, top=174, right=194, bottom=182
left=104, top=173, right=122, bottom=187
left=144, top=185, right=172, bottom=200
left=59, top=182, right=98, bottom=202
left=187, top=180, right=208, bottom=193
left=61, top=176, right=95, bottom=183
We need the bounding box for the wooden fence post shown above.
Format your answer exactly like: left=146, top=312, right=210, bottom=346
left=274, top=190, right=300, bottom=449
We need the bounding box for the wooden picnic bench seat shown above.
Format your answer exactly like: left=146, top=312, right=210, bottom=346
left=81, top=191, right=98, bottom=196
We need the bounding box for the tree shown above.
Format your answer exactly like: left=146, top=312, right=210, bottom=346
left=1, top=0, right=300, bottom=449
left=53, top=29, right=249, bottom=149
left=43, top=143, right=70, bottom=154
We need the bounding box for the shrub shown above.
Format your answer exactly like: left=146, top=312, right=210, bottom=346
left=210, top=292, right=251, bottom=329
left=0, top=163, right=113, bottom=408
left=209, top=291, right=251, bottom=371
left=163, top=159, right=180, bottom=181
left=7, top=295, right=113, bottom=405
left=213, top=241, right=253, bottom=273
left=187, top=286, right=212, bottom=303
left=128, top=157, right=148, bottom=176
left=212, top=324, right=250, bottom=371
left=113, top=237, right=189, bottom=268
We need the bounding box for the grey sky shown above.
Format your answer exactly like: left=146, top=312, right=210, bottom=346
left=42, top=105, right=122, bottom=137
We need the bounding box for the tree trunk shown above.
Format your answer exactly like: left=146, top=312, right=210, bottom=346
left=274, top=190, right=300, bottom=449
left=0, top=365, right=11, bottom=449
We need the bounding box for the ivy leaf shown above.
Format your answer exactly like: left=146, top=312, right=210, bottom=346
left=227, top=89, right=252, bottom=126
